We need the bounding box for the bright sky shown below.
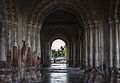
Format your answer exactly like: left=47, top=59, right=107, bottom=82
left=51, top=39, right=65, bottom=50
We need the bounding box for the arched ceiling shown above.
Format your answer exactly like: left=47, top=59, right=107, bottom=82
left=40, top=9, right=81, bottom=52
left=12, top=0, right=99, bottom=26
left=3, top=0, right=120, bottom=30
left=43, top=9, right=79, bottom=25
left=41, top=9, right=80, bottom=43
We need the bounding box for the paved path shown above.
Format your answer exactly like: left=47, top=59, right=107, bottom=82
left=40, top=63, right=84, bottom=83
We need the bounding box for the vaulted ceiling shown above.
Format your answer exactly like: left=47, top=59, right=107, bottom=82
left=2, top=0, right=120, bottom=28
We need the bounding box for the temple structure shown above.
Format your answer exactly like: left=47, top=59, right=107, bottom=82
left=0, top=0, right=120, bottom=82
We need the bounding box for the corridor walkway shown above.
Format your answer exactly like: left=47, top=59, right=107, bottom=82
left=39, top=64, right=120, bottom=83
left=40, top=64, right=84, bottom=83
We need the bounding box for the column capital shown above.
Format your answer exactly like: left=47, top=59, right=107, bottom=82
left=32, top=24, right=38, bottom=29
left=26, top=23, right=32, bottom=27
left=114, top=18, right=119, bottom=23
left=108, top=17, right=114, bottom=24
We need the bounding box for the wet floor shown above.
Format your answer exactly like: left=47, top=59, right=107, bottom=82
left=40, top=64, right=84, bottom=83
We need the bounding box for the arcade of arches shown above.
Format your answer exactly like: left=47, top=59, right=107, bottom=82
left=0, top=0, right=120, bottom=82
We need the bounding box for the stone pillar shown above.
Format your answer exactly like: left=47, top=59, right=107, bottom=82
left=87, top=27, right=90, bottom=69
left=32, top=25, right=36, bottom=52
left=115, top=18, right=119, bottom=69
left=80, top=29, right=85, bottom=69
left=109, top=19, right=113, bottom=69
left=92, top=26, right=96, bottom=69
left=110, top=19, right=116, bottom=70
left=4, top=21, right=11, bottom=69
left=69, top=43, right=73, bottom=67
left=104, top=20, right=110, bottom=74
left=22, top=18, right=26, bottom=41
left=35, top=25, right=38, bottom=53
left=99, top=23, right=104, bottom=72
left=17, top=16, right=24, bottom=80
left=107, top=17, right=119, bottom=72
left=95, top=21, right=99, bottom=68
left=13, top=22, right=18, bottom=46
left=0, top=0, right=6, bottom=62
left=84, top=25, right=90, bottom=69
left=89, top=25, right=93, bottom=68
left=31, top=24, right=34, bottom=51
left=75, top=40, right=80, bottom=67
left=119, top=20, right=120, bottom=70
left=7, top=21, right=12, bottom=50
left=72, top=39, right=76, bottom=67
left=37, top=26, right=41, bottom=57
left=26, top=24, right=31, bottom=47
left=0, top=21, right=6, bottom=61
left=79, top=31, right=82, bottom=68
left=44, top=42, right=50, bottom=66
left=85, top=28, right=88, bottom=68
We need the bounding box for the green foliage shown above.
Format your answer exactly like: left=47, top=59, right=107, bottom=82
left=52, top=46, right=67, bottom=58
left=52, top=49, right=58, bottom=58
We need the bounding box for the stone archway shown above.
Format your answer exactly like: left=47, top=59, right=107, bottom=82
left=50, top=39, right=66, bottom=63
left=40, top=9, right=82, bottom=67
left=46, top=35, right=71, bottom=66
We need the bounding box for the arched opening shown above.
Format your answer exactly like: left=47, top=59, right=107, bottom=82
left=40, top=9, right=82, bottom=67
left=51, top=39, right=67, bottom=64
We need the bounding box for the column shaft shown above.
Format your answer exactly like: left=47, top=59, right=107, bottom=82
left=95, top=25, right=99, bottom=68
left=90, top=27, right=93, bottom=67
left=0, top=22, right=6, bottom=61
left=115, top=19, right=119, bottom=69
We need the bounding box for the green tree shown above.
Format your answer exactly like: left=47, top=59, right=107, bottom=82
left=52, top=49, right=58, bottom=58
left=60, top=46, right=64, bottom=56
left=52, top=45, right=67, bottom=58
left=57, top=49, right=61, bottom=57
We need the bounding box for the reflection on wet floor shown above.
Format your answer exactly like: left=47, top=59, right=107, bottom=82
left=50, top=73, right=67, bottom=83
left=40, top=64, right=84, bottom=83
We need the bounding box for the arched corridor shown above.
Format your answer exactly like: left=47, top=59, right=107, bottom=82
left=0, top=0, right=120, bottom=83
left=41, top=9, right=81, bottom=67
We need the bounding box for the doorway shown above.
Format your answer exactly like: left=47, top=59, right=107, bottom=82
left=51, top=39, right=67, bottom=64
